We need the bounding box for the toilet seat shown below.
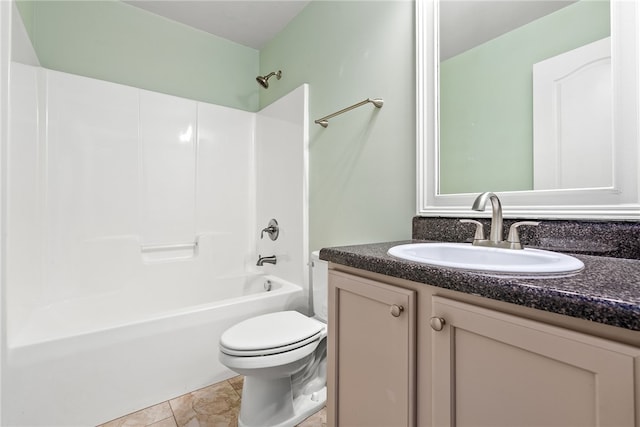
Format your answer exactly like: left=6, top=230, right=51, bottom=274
left=220, top=311, right=325, bottom=357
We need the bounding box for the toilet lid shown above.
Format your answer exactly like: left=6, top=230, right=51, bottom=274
left=220, top=311, right=325, bottom=354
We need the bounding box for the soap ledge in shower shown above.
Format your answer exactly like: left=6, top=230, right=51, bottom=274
left=140, top=241, right=198, bottom=263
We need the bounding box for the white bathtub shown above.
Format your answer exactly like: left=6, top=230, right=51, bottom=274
left=4, top=273, right=304, bottom=426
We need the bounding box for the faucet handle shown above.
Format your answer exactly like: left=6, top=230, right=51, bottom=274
left=460, top=219, right=485, bottom=242
left=507, top=221, right=540, bottom=249
left=260, top=218, right=279, bottom=241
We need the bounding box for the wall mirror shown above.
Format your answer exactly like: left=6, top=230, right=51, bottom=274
left=416, top=0, right=640, bottom=219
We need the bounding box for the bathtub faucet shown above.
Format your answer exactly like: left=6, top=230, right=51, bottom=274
left=257, top=255, right=277, bottom=266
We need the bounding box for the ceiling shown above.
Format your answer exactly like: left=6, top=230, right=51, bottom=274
left=125, top=0, right=577, bottom=56
left=124, top=0, right=311, bottom=50
left=439, top=0, right=577, bottom=60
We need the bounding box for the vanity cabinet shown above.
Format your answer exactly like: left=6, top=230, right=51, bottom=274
left=327, top=268, right=640, bottom=427
left=431, top=296, right=640, bottom=427
left=328, top=270, right=417, bottom=427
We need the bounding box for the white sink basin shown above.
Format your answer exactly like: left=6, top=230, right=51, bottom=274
left=387, top=243, right=584, bottom=275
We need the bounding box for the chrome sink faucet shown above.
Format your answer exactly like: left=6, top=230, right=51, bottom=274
left=472, top=192, right=503, bottom=244
left=462, top=192, right=539, bottom=249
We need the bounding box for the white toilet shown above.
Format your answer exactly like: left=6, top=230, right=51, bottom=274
left=219, top=252, right=328, bottom=427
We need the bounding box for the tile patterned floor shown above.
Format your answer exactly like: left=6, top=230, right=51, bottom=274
left=98, top=376, right=326, bottom=427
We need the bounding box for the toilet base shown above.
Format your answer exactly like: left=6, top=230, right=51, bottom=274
left=238, top=375, right=326, bottom=427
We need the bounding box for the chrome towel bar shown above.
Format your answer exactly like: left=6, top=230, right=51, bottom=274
left=315, top=98, right=384, bottom=127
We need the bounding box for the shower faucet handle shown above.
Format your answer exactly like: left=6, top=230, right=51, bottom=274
left=260, top=218, right=279, bottom=241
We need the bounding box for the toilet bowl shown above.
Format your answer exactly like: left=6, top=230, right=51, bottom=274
left=218, top=251, right=328, bottom=427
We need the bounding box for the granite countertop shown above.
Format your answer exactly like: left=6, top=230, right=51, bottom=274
left=319, top=240, right=640, bottom=332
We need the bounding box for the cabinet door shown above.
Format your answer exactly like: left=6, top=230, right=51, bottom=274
left=328, top=271, right=416, bottom=427
left=431, top=296, right=640, bottom=427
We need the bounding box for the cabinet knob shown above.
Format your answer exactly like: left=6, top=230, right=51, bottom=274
left=390, top=304, right=404, bottom=317
left=430, top=316, right=446, bottom=331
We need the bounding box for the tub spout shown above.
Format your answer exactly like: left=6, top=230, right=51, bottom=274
left=257, top=255, right=277, bottom=266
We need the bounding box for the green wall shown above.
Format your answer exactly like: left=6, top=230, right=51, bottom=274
left=16, top=0, right=259, bottom=110
left=15, top=0, right=417, bottom=251
left=14, top=0, right=33, bottom=36
left=439, top=0, right=609, bottom=194
left=260, top=1, right=416, bottom=251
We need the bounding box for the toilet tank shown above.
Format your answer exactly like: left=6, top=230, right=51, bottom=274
left=311, top=251, right=328, bottom=322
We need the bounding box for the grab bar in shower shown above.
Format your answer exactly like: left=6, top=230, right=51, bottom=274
left=315, top=98, right=384, bottom=128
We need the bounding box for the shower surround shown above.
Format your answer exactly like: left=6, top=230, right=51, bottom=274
left=5, top=62, right=309, bottom=426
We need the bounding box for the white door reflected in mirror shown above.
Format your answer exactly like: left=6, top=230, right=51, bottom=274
left=533, top=37, right=612, bottom=190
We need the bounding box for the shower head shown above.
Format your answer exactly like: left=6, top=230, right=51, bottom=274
left=256, top=70, right=282, bottom=89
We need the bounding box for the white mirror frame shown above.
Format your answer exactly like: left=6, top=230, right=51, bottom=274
left=417, top=0, right=640, bottom=219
